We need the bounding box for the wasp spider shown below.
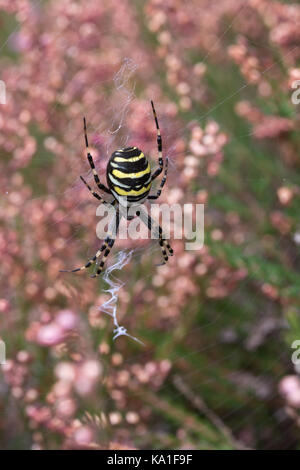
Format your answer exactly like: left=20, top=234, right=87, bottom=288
left=61, top=101, right=173, bottom=278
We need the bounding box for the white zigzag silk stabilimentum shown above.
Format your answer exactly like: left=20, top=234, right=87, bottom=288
left=99, top=250, right=144, bottom=345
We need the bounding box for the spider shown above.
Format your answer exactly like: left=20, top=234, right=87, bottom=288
left=60, top=101, right=173, bottom=278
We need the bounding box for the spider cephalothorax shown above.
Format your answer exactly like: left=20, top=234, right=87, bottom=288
left=61, top=101, right=173, bottom=278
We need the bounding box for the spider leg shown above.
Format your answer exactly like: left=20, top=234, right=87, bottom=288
left=150, top=100, right=163, bottom=182
left=137, top=206, right=173, bottom=264
left=83, top=117, right=111, bottom=194
left=148, top=157, right=168, bottom=200
left=60, top=210, right=120, bottom=275
left=91, top=211, right=120, bottom=278
left=90, top=237, right=116, bottom=278
left=59, top=241, right=111, bottom=273
left=80, top=176, right=109, bottom=203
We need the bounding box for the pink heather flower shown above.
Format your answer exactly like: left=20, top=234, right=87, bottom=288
left=253, top=116, right=294, bottom=140
left=55, top=398, right=77, bottom=418
left=277, top=187, right=294, bottom=206
left=80, top=360, right=102, bottom=380
left=56, top=310, right=78, bottom=331
left=0, top=299, right=10, bottom=312
left=16, top=350, right=31, bottom=363
left=75, top=360, right=102, bottom=396
left=55, top=362, right=76, bottom=383
left=73, top=426, right=94, bottom=446
left=279, top=375, right=300, bottom=408
left=51, top=380, right=72, bottom=400
left=36, top=323, right=65, bottom=346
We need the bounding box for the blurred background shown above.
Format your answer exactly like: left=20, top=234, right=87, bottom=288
left=1, top=0, right=300, bottom=450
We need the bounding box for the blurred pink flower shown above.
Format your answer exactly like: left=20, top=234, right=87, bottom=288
left=56, top=310, right=78, bottom=331
left=36, top=323, right=65, bottom=346
left=75, top=360, right=102, bottom=396
left=279, top=375, right=300, bottom=408
left=73, top=425, right=95, bottom=447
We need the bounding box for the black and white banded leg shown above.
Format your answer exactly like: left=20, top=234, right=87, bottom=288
left=148, top=157, right=168, bottom=200
left=83, top=117, right=111, bottom=194
left=137, top=206, right=173, bottom=264
left=80, top=175, right=109, bottom=204
left=150, top=101, right=163, bottom=182
left=60, top=210, right=120, bottom=275
left=92, top=210, right=120, bottom=278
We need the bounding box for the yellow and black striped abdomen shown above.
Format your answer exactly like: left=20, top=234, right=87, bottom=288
left=107, top=147, right=152, bottom=204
